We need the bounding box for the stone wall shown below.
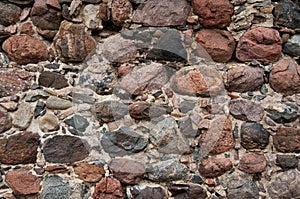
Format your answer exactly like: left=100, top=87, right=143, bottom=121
left=0, top=0, right=299, bottom=198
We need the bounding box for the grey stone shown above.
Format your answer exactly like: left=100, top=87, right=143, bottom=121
left=83, top=4, right=103, bottom=30
left=276, top=155, right=299, bottom=170
left=41, top=175, right=70, bottom=199
left=46, top=96, right=73, bottom=110
left=25, top=90, right=50, bottom=102
left=64, top=115, right=89, bottom=132
left=34, top=101, right=46, bottom=118
left=283, top=34, right=300, bottom=57
left=39, top=113, right=59, bottom=132
left=127, top=185, right=168, bottom=199
left=273, top=0, right=300, bottom=29
left=13, top=103, right=33, bottom=130
left=92, top=101, right=128, bottom=124
left=265, top=103, right=299, bottom=124
left=0, top=2, right=21, bottom=26
left=241, top=122, right=270, bottom=150
left=229, top=99, right=264, bottom=122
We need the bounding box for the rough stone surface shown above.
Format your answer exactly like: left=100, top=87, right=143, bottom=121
left=93, top=177, right=123, bottom=199
left=64, top=114, right=89, bottom=133
left=46, top=96, right=73, bottom=110
left=74, top=162, right=105, bottom=182
left=0, top=132, right=39, bottom=164
left=0, top=109, right=12, bottom=134
left=283, top=34, right=300, bottom=57
left=0, top=2, right=21, bottom=26
left=13, top=103, right=33, bottom=130
left=236, top=27, right=282, bottom=63
left=198, top=157, right=233, bottom=178
left=167, top=183, right=207, bottom=199
left=111, top=0, right=133, bottom=26
left=129, top=101, right=171, bottom=120
left=229, top=99, right=264, bottom=122
left=92, top=101, right=128, bottom=124
left=127, top=185, right=168, bottom=199
left=276, top=155, right=299, bottom=170
left=273, top=0, right=300, bottom=29
left=43, top=135, right=90, bottom=163
left=273, top=127, right=300, bottom=153
left=41, top=175, right=70, bottom=199
left=83, top=4, right=103, bottom=30
left=38, top=113, right=59, bottom=132
left=38, top=71, right=68, bottom=89
left=265, top=103, right=298, bottom=124
left=238, top=153, right=267, bottom=174
left=241, top=122, right=270, bottom=150
left=2, top=35, right=48, bottom=65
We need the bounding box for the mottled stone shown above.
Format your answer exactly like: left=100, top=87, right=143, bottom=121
left=132, top=0, right=190, bottom=26
left=273, top=127, right=300, bottom=153
left=283, top=34, right=300, bottom=57
left=198, top=158, right=233, bottom=178
left=64, top=115, right=89, bottom=132
left=99, top=3, right=110, bottom=21
left=39, top=113, right=59, bottom=132
left=238, top=153, right=267, bottom=173
left=225, top=65, right=264, bottom=93
left=74, top=162, right=105, bottom=183
left=273, top=0, right=300, bottom=29
left=241, top=122, right=270, bottom=150
left=83, top=4, right=103, bottom=29
left=236, top=27, right=282, bottom=63
left=46, top=96, right=73, bottom=110
left=269, top=57, right=300, bottom=96
left=127, top=185, right=167, bottom=199
left=38, top=71, right=68, bottom=89
left=8, top=0, right=33, bottom=5
left=0, top=109, right=12, bottom=134
left=0, top=132, right=39, bottom=164
left=0, top=2, right=21, bottom=26
left=41, top=175, right=70, bottom=199
left=276, top=155, right=299, bottom=169
left=192, top=0, right=233, bottom=28
left=34, top=100, right=46, bottom=118
left=13, top=103, right=33, bottom=130
left=20, top=22, right=35, bottom=35
left=43, top=135, right=90, bottom=163
left=266, top=103, right=298, bottom=124
left=2, top=35, right=48, bottom=65
left=167, top=183, right=207, bottom=199
left=229, top=99, right=264, bottom=122
left=129, top=101, right=171, bottom=120
left=93, top=177, right=123, bottom=199
left=111, top=0, right=132, bottom=26
left=92, top=101, right=128, bottom=124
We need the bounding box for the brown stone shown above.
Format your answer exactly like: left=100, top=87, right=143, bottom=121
left=238, top=153, right=267, bottom=173
left=99, top=3, right=110, bottom=21
left=38, top=71, right=69, bottom=89
left=269, top=57, right=300, bottom=96
left=5, top=170, right=41, bottom=196
left=20, top=22, right=34, bottom=35
left=192, top=0, right=233, bottom=28
left=0, top=2, right=21, bottom=26
left=0, top=109, right=12, bottom=134
left=111, top=0, right=132, bottom=26
left=44, top=165, right=69, bottom=174
left=93, top=177, right=123, bottom=199
left=74, top=162, right=105, bottom=183
left=108, top=158, right=145, bottom=184
left=229, top=99, right=264, bottom=122
left=168, top=183, right=207, bottom=199
left=225, top=65, right=264, bottom=93
left=198, top=157, right=233, bottom=178
left=92, top=101, right=128, bottom=124
left=0, top=132, right=39, bottom=164
left=132, top=0, right=190, bottom=26
left=273, top=127, right=300, bottom=153
left=196, top=29, right=235, bottom=63
left=2, top=35, right=48, bottom=65
left=129, top=101, right=172, bottom=120
left=236, top=27, right=282, bottom=63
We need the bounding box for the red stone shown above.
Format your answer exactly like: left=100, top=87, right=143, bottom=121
left=273, top=127, right=300, bottom=153
left=198, top=157, right=233, bottom=178
left=20, top=22, right=34, bottom=35
left=74, top=162, right=105, bottom=183
left=238, top=153, right=267, bottom=174
left=111, top=0, right=132, bottom=26
left=93, top=177, right=123, bottom=199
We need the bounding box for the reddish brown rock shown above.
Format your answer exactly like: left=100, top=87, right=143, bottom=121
left=93, top=177, right=123, bottom=199
left=238, top=153, right=267, bottom=173
left=99, top=3, right=110, bottom=21
left=192, top=0, right=233, bottom=28
left=269, top=57, right=300, bottom=96
left=2, top=35, right=48, bottom=65
left=196, top=29, right=235, bottom=63
left=132, top=0, right=190, bottom=26
left=38, top=71, right=68, bottom=89
left=225, top=65, right=264, bottom=93
left=129, top=101, right=172, bottom=119
left=0, top=109, right=12, bottom=134
left=0, top=132, right=39, bottom=164
left=108, top=158, right=146, bottom=184
left=44, top=165, right=69, bottom=174
left=198, top=157, right=233, bottom=178
left=74, top=162, right=105, bottom=183
left=236, top=27, right=282, bottom=63
left=111, top=0, right=132, bottom=26
left=5, top=170, right=41, bottom=196
left=229, top=99, right=264, bottom=122
left=273, top=127, right=300, bottom=153
left=20, top=22, right=34, bottom=35
left=241, top=122, right=270, bottom=150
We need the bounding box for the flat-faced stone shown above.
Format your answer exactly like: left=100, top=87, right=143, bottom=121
left=13, top=103, right=33, bottom=130
left=167, top=183, right=207, bottom=199
left=276, top=155, right=299, bottom=169
left=127, top=185, right=168, bottom=199
left=93, top=177, right=123, bottom=199
left=273, top=0, right=300, bottom=29
left=111, top=0, right=132, bottom=26
left=74, top=162, right=105, bottom=183
left=0, top=2, right=21, bottom=26
left=0, top=109, right=12, bottom=134
left=41, top=175, right=71, bottom=199
left=241, top=122, right=270, bottom=150
left=0, top=132, right=39, bottom=164
left=38, top=113, right=59, bottom=132
left=238, top=153, right=267, bottom=173
left=92, top=101, right=128, bottom=124
left=273, top=127, right=300, bottom=153
left=46, top=96, right=73, bottom=110
left=38, top=71, right=68, bottom=89
left=198, top=157, right=233, bottom=178
left=229, top=99, right=264, bottom=122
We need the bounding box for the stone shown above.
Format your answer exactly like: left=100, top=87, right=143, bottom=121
left=273, top=127, right=300, bottom=153
left=148, top=160, right=188, bottom=181
left=192, top=0, right=233, bottom=28
left=238, top=153, right=267, bottom=173
left=0, top=131, right=39, bottom=164
left=39, top=113, right=59, bottom=132
left=99, top=3, right=110, bottom=21
left=269, top=57, right=300, bottom=96
left=129, top=101, right=172, bottom=119
left=0, top=109, right=12, bottom=134
left=167, top=183, right=207, bottom=199
left=196, top=29, right=235, bottom=63
left=34, top=100, right=46, bottom=118
left=266, top=103, right=298, bottom=124
left=236, top=27, right=282, bottom=63
left=108, top=158, right=145, bottom=184
left=199, top=117, right=234, bottom=155
left=20, top=22, right=35, bottom=35
left=93, top=177, right=123, bottom=199
left=171, top=66, right=224, bottom=97
left=54, top=20, right=96, bottom=62
left=229, top=99, right=264, bottom=122
left=276, top=155, right=299, bottom=169
left=8, top=0, right=33, bottom=5
left=120, top=63, right=169, bottom=96
left=64, top=115, right=89, bottom=132
left=0, top=2, right=21, bottom=26
left=2, top=35, right=48, bottom=65
left=0, top=69, right=32, bottom=98
left=74, top=162, right=105, bottom=182
left=41, top=175, right=71, bottom=199
left=46, top=96, right=73, bottom=110
left=283, top=34, right=300, bottom=57
left=13, top=103, right=33, bottom=130
left=5, top=170, right=41, bottom=196
left=31, top=0, right=62, bottom=30
left=132, top=0, right=190, bottom=26
left=43, top=135, right=90, bottom=163
left=101, top=127, right=148, bottom=157
left=273, top=0, right=300, bottom=29
left=92, top=101, right=128, bottom=124
left=225, top=65, right=264, bottom=93
left=83, top=4, right=103, bottom=29
left=25, top=90, right=50, bottom=102
left=241, top=122, right=270, bottom=150
left=111, top=0, right=132, bottom=26
left=38, top=71, right=68, bottom=89
left=179, top=117, right=200, bottom=138
left=198, top=158, right=233, bottom=178
left=127, top=185, right=168, bottom=199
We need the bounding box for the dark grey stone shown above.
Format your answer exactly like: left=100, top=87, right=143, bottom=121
left=266, top=103, right=298, bottom=124
left=41, top=175, right=70, bottom=199
left=64, top=115, right=89, bottom=132
left=241, top=122, right=270, bottom=150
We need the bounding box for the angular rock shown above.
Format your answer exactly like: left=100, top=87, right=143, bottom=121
left=167, top=183, right=207, bottom=199
left=111, top=0, right=132, bottom=26
left=93, top=177, right=123, bottom=199
left=41, top=175, right=70, bottom=199
left=20, top=22, right=35, bottom=36
left=273, top=0, right=300, bottom=29
left=2, top=35, right=48, bottom=65
left=0, top=2, right=21, bottom=26
left=192, top=0, right=233, bottom=28
left=127, top=185, right=168, bottom=199
left=0, top=109, right=12, bottom=134
left=64, top=115, right=89, bottom=132
left=269, top=57, right=300, bottom=96
left=0, top=132, right=39, bottom=164
left=5, top=170, right=41, bottom=196
left=196, top=29, right=235, bottom=63
left=276, top=155, right=299, bottom=170
left=13, top=103, right=33, bottom=130
left=54, top=20, right=96, bottom=62
left=273, top=127, right=300, bottom=153
left=132, top=0, right=190, bottom=26
left=83, top=4, right=103, bottom=29
left=229, top=99, right=264, bottom=122
left=129, top=101, right=172, bottom=119
left=225, top=65, right=264, bottom=93
left=38, top=113, right=59, bottom=132
left=34, top=100, right=46, bottom=118
left=46, top=96, right=73, bottom=110
left=74, top=162, right=105, bottom=183
left=108, top=158, right=145, bottom=184
left=38, top=71, right=68, bottom=89
left=198, top=158, right=233, bottom=178
left=283, top=34, right=300, bottom=57
left=241, top=122, right=270, bottom=150
left=92, top=101, right=128, bottom=124
left=238, top=153, right=267, bottom=173
left=236, top=27, right=282, bottom=63
left=265, top=103, right=298, bottom=124
left=43, top=135, right=90, bottom=163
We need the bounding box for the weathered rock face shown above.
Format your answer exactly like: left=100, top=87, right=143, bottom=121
left=38, top=71, right=69, bottom=89
left=74, top=162, right=105, bottom=183
left=0, top=109, right=12, bottom=134
left=54, top=21, right=96, bottom=62
left=128, top=185, right=168, bottom=199
left=238, top=153, right=267, bottom=174
left=273, top=127, right=300, bottom=153
left=83, top=4, right=103, bottom=30
left=273, top=0, right=300, bottom=29
left=39, top=113, right=60, bottom=132
left=265, top=102, right=298, bottom=124
left=0, top=2, right=21, bottom=26
left=41, top=175, right=71, bottom=199
left=13, top=102, right=33, bottom=130
left=236, top=27, right=282, bottom=63
left=241, top=122, right=270, bottom=150
left=229, top=99, right=264, bottom=122
left=198, top=157, right=233, bottom=178
left=132, top=0, right=190, bottom=26
left=276, top=155, right=299, bottom=170
left=92, top=101, right=128, bottom=124
left=283, top=34, right=300, bottom=57
left=129, top=101, right=171, bottom=120
left=111, top=0, right=133, bottom=26
left=93, top=177, right=123, bottom=199
left=2, top=35, right=48, bottom=65
left=167, top=183, right=207, bottom=199
left=269, top=57, right=300, bottom=96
